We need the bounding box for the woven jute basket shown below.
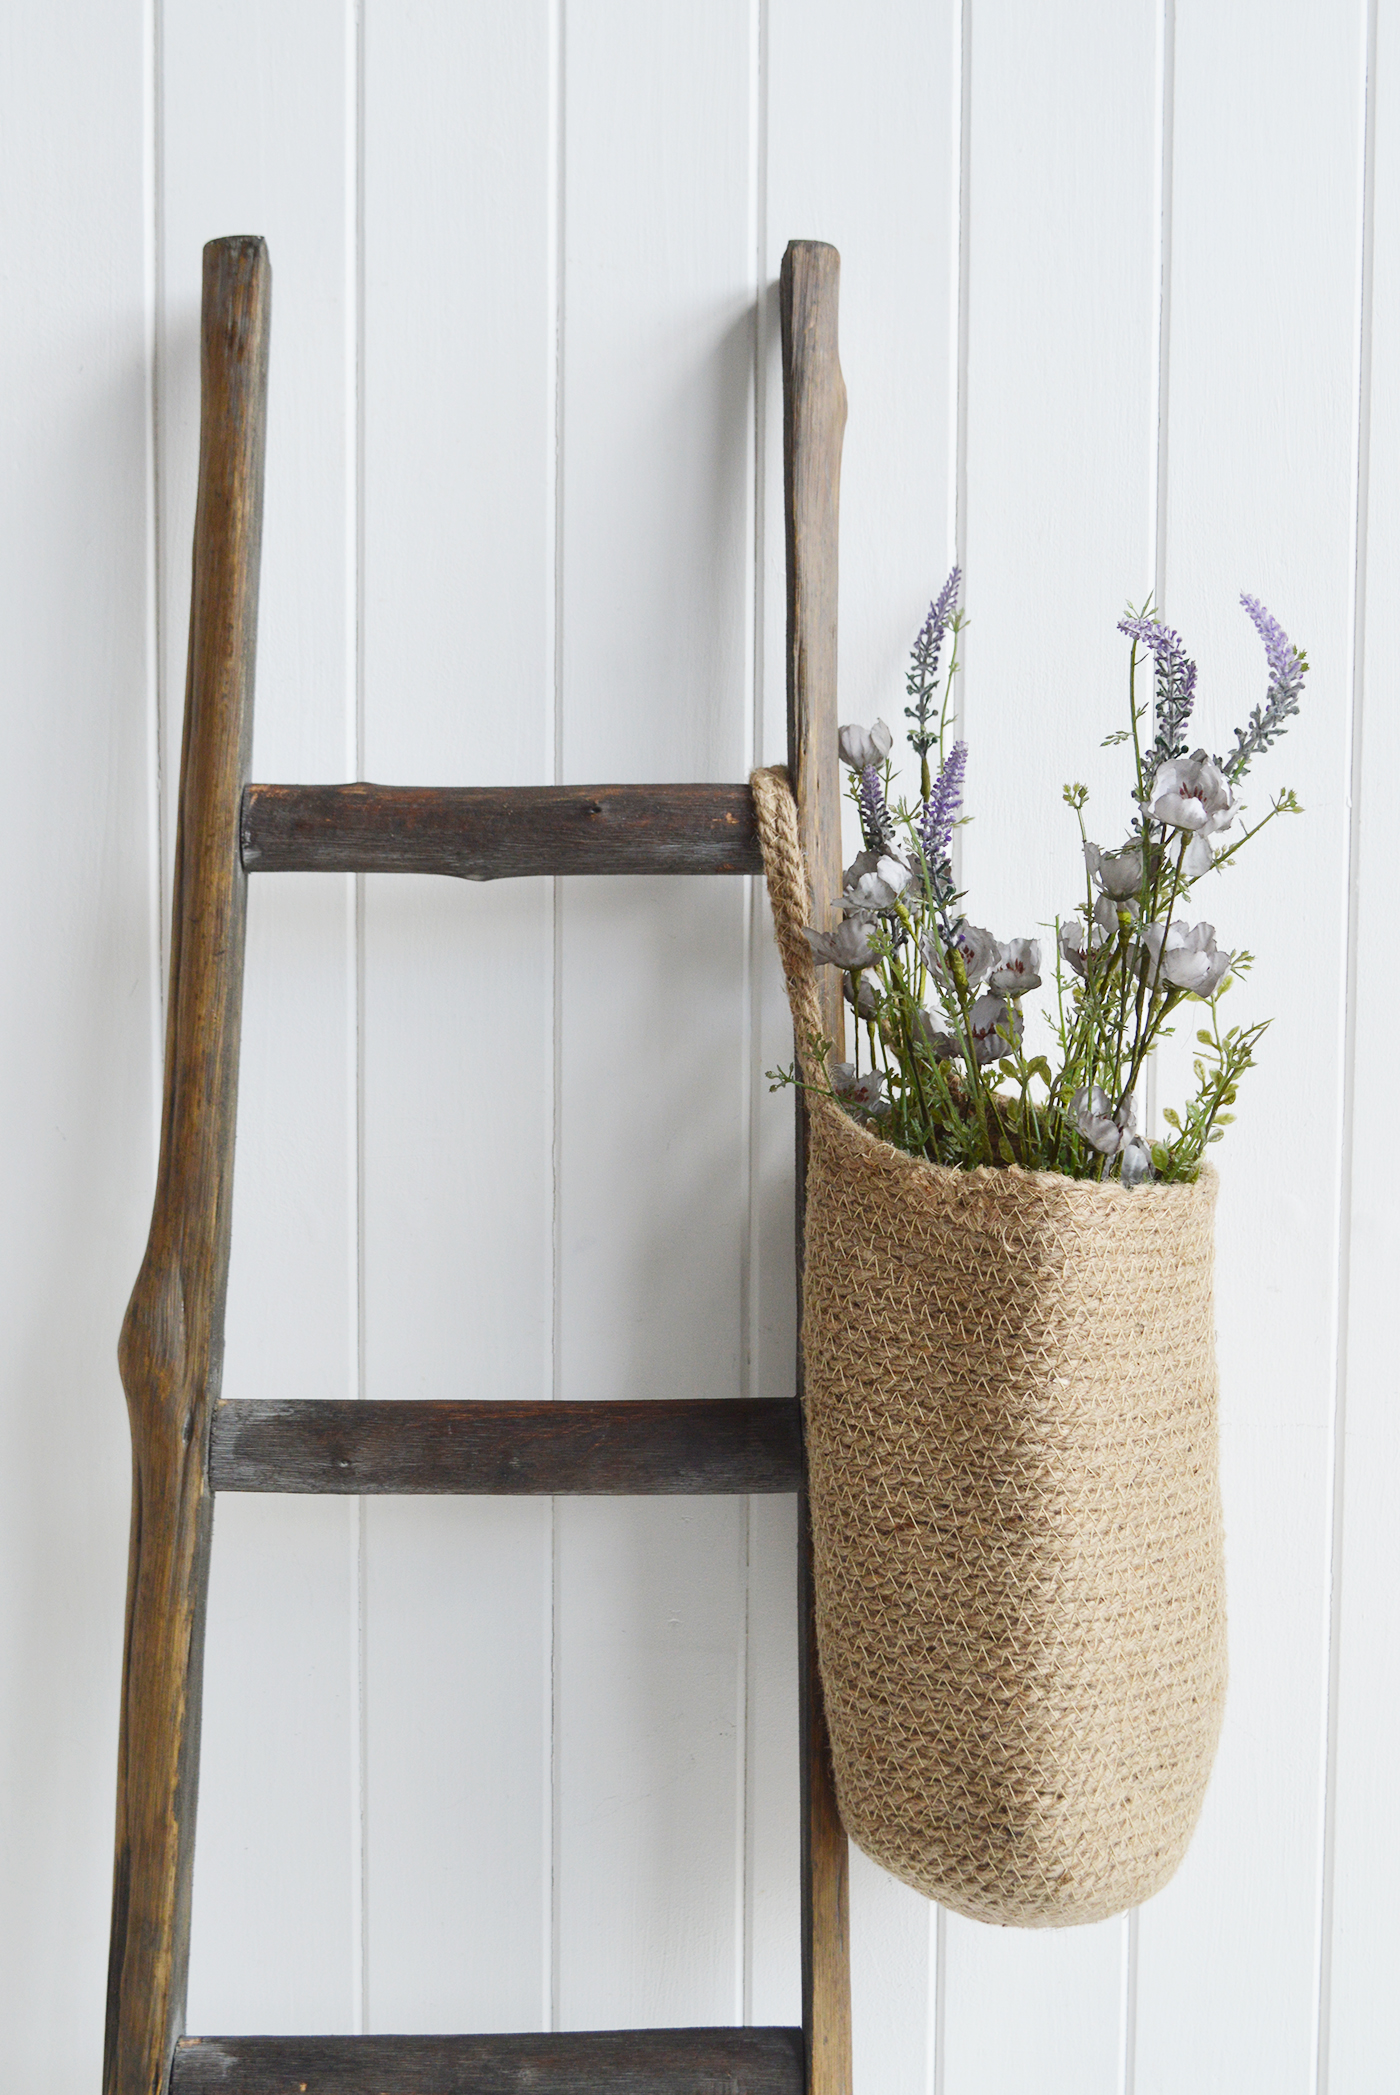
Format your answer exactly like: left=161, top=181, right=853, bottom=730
left=751, top=765, right=1227, bottom=1928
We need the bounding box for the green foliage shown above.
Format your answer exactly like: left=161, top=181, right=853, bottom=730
left=806, top=593, right=1307, bottom=1184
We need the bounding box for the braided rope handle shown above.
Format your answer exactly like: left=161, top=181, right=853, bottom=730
left=750, top=765, right=834, bottom=1089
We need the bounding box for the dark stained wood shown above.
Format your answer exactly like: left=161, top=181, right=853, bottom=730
left=104, top=238, right=271, bottom=2095
left=171, top=2028, right=805, bottom=2093
left=242, top=780, right=764, bottom=878
left=781, top=238, right=853, bottom=2095
left=209, top=1398, right=803, bottom=1496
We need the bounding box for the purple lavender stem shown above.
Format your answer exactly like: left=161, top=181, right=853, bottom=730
left=1117, top=613, right=1198, bottom=771
left=919, top=738, right=967, bottom=864
left=1225, top=594, right=1308, bottom=779
left=857, top=763, right=892, bottom=851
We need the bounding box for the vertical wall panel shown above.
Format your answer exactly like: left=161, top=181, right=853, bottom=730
left=553, top=0, right=756, bottom=2031
left=162, top=0, right=362, bottom=2034
left=947, top=2, right=1161, bottom=2086
left=763, top=0, right=960, bottom=2075
left=0, top=5, right=153, bottom=2084
left=1328, top=7, right=1399, bottom=2084
left=359, top=0, right=556, bottom=2034
left=1135, top=4, right=1367, bottom=2091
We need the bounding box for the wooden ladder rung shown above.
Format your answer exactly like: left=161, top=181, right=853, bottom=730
left=170, top=2026, right=806, bottom=2092
left=208, top=1397, right=804, bottom=1496
left=241, top=780, right=764, bottom=880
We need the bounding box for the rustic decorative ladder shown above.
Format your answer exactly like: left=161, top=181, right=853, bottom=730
left=105, top=233, right=853, bottom=2095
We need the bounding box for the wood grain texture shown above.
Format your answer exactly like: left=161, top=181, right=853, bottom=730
left=780, top=241, right=846, bottom=1062
left=105, top=237, right=270, bottom=2095
left=171, top=2027, right=805, bottom=2093
left=241, top=780, right=763, bottom=877
left=209, top=1398, right=803, bottom=1496
left=781, top=238, right=853, bottom=2095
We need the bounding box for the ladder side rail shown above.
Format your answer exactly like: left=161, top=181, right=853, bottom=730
left=105, top=236, right=271, bottom=2095
left=782, top=238, right=853, bottom=2095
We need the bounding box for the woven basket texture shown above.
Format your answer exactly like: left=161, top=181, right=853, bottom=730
left=751, top=765, right=1227, bottom=1927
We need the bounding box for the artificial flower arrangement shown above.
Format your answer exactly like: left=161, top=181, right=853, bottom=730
left=779, top=569, right=1307, bottom=1185
left=749, top=572, right=1307, bottom=1930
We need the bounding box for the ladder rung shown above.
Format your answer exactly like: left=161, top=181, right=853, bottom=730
left=171, top=2026, right=805, bottom=2091
left=209, top=1398, right=803, bottom=1496
left=241, top=781, right=765, bottom=879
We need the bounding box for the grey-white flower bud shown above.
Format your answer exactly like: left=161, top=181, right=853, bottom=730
left=830, top=1061, right=890, bottom=1119
left=837, top=719, right=894, bottom=772
left=804, top=920, right=879, bottom=970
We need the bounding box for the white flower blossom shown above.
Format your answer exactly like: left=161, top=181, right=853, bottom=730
left=830, top=1062, right=890, bottom=1119
left=1071, top=1084, right=1138, bottom=1156
left=968, top=992, right=1021, bottom=1065
left=838, top=719, right=894, bottom=772
left=934, top=917, right=1001, bottom=988
left=912, top=1008, right=959, bottom=1058
left=1148, top=749, right=1237, bottom=842
left=988, top=937, right=1042, bottom=995
left=842, top=849, right=917, bottom=917
left=1119, top=1135, right=1154, bottom=1186
left=1092, top=890, right=1138, bottom=937
left=1084, top=840, right=1144, bottom=900
left=1059, top=915, right=1109, bottom=978
left=1071, top=1082, right=1122, bottom=1153
left=804, top=919, right=879, bottom=970
left=1140, top=919, right=1232, bottom=997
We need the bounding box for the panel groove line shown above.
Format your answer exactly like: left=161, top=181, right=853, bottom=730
left=1314, top=0, right=1379, bottom=2084
left=1135, top=2, right=1369, bottom=2088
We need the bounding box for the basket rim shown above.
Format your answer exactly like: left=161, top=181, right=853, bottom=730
left=811, top=1092, right=1220, bottom=1212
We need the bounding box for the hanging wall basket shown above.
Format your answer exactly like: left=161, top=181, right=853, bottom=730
left=752, top=765, right=1228, bottom=1929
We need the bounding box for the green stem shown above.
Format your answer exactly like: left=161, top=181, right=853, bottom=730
left=1207, top=799, right=1292, bottom=873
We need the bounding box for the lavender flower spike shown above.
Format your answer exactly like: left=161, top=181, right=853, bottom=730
left=906, top=567, right=962, bottom=758
left=1225, top=595, right=1308, bottom=781
left=1118, top=614, right=1198, bottom=772
left=857, top=762, right=896, bottom=853
left=918, top=738, right=967, bottom=867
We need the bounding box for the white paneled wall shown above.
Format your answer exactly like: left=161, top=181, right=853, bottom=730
left=2, top=3, right=1394, bottom=2089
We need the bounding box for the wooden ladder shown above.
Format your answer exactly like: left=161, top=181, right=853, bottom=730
left=105, top=233, right=853, bottom=2095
